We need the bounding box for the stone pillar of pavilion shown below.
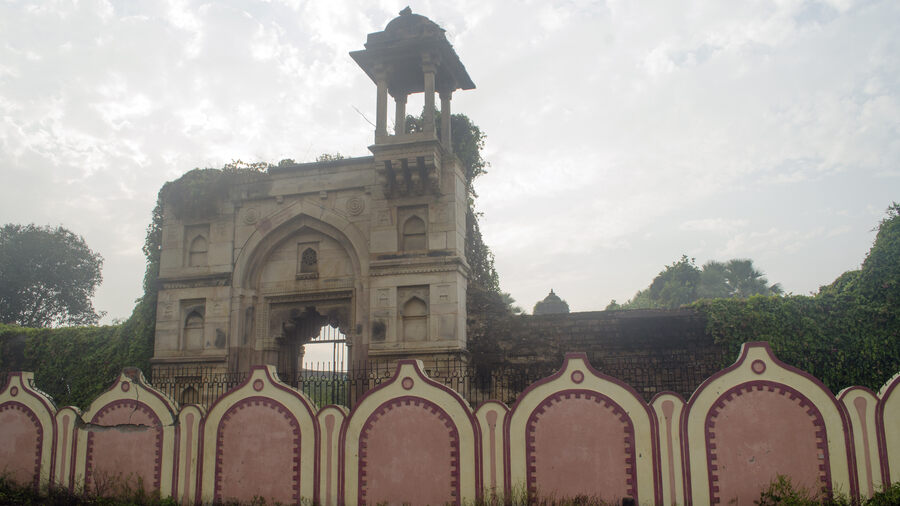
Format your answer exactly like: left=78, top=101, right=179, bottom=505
left=351, top=7, right=476, bottom=367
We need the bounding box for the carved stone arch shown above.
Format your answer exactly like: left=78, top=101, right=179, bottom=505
left=232, top=207, right=369, bottom=369
left=233, top=203, right=369, bottom=288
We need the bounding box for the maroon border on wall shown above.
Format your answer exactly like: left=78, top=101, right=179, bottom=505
left=213, top=395, right=302, bottom=503
left=337, top=359, right=483, bottom=506
left=502, top=353, right=661, bottom=505
left=85, top=399, right=163, bottom=492
left=525, top=389, right=638, bottom=501
left=197, top=365, right=320, bottom=504
left=705, top=380, right=831, bottom=504
left=875, top=376, right=899, bottom=485
left=0, top=400, right=44, bottom=489
left=4, top=372, right=59, bottom=491
left=681, top=342, right=860, bottom=504
left=358, top=395, right=461, bottom=505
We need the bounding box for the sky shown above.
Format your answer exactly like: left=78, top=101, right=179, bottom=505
left=1, top=0, right=898, bottom=323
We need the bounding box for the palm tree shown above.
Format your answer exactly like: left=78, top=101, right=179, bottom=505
left=700, top=259, right=782, bottom=299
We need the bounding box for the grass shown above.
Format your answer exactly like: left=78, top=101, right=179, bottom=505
left=2, top=472, right=899, bottom=506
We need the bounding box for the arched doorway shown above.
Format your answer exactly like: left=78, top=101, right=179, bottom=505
left=277, top=306, right=351, bottom=406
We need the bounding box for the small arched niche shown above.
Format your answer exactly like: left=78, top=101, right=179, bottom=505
left=184, top=310, right=204, bottom=350
left=188, top=235, right=208, bottom=267
left=401, top=215, right=427, bottom=251
left=401, top=296, right=428, bottom=342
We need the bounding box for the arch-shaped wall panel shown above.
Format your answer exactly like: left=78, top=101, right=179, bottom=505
left=506, top=354, right=659, bottom=505
left=684, top=342, right=856, bottom=505
left=74, top=369, right=177, bottom=497
left=198, top=365, right=318, bottom=504
left=0, top=372, right=56, bottom=490
left=340, top=360, right=480, bottom=505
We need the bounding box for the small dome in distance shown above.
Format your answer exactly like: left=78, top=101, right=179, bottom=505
left=533, top=289, right=571, bottom=315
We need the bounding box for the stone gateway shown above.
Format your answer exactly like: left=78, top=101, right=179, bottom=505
left=151, top=9, right=476, bottom=379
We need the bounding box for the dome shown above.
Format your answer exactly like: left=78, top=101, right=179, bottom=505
left=533, top=289, right=570, bottom=315
left=382, top=7, right=445, bottom=42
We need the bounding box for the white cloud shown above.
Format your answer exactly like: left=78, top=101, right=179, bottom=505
left=0, top=0, right=897, bottom=319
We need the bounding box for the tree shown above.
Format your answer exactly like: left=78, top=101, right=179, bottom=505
left=700, top=259, right=782, bottom=299
left=0, top=224, right=104, bottom=327
left=612, top=255, right=781, bottom=309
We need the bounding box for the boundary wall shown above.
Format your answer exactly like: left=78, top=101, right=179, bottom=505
left=1, top=342, right=898, bottom=505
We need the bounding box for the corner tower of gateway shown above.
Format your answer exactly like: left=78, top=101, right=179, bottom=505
left=151, top=8, right=475, bottom=384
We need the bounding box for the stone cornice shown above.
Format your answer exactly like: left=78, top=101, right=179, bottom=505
left=369, top=254, right=469, bottom=277
left=158, top=272, right=232, bottom=290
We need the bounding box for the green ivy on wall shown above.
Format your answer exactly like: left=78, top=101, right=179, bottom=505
left=695, top=203, right=900, bottom=394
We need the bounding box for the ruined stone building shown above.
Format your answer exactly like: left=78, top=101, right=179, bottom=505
left=150, top=9, right=725, bottom=401
left=152, top=9, right=476, bottom=378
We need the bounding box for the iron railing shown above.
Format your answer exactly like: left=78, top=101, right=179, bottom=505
left=148, top=359, right=558, bottom=410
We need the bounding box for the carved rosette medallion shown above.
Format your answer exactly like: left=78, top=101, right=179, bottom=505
left=243, top=207, right=260, bottom=225
left=347, top=196, right=365, bottom=216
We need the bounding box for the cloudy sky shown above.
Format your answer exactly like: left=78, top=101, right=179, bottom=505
left=1, top=0, right=897, bottom=322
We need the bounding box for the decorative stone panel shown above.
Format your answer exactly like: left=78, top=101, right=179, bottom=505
left=0, top=372, right=56, bottom=490
left=505, top=353, right=659, bottom=505
left=683, top=342, right=855, bottom=505
left=340, top=360, right=480, bottom=505
left=198, top=365, right=318, bottom=504
left=73, top=369, right=177, bottom=497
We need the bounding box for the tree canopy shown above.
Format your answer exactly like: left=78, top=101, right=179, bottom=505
left=0, top=224, right=104, bottom=327
left=608, top=256, right=781, bottom=310
left=696, top=202, right=900, bottom=393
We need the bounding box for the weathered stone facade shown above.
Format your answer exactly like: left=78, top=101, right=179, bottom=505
left=152, top=9, right=475, bottom=375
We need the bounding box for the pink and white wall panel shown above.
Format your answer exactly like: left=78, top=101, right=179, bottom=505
left=651, top=392, right=686, bottom=506
left=840, top=386, right=884, bottom=498
left=475, top=400, right=508, bottom=499
left=198, top=365, right=318, bottom=504
left=317, top=405, right=347, bottom=506
left=175, top=404, right=203, bottom=504
left=506, top=354, right=660, bottom=504
left=339, top=360, right=480, bottom=505
left=684, top=342, right=856, bottom=505
left=0, top=372, right=55, bottom=490
left=72, top=369, right=177, bottom=496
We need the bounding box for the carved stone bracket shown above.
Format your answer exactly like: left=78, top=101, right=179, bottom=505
left=376, top=153, right=440, bottom=197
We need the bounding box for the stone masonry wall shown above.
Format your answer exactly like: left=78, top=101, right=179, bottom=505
left=470, top=309, right=726, bottom=401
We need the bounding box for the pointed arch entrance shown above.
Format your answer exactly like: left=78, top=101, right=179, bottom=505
left=229, top=209, right=368, bottom=375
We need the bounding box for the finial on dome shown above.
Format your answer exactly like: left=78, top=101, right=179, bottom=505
left=399, top=6, right=412, bottom=15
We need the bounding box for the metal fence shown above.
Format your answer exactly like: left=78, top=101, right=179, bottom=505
left=148, top=359, right=558, bottom=410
